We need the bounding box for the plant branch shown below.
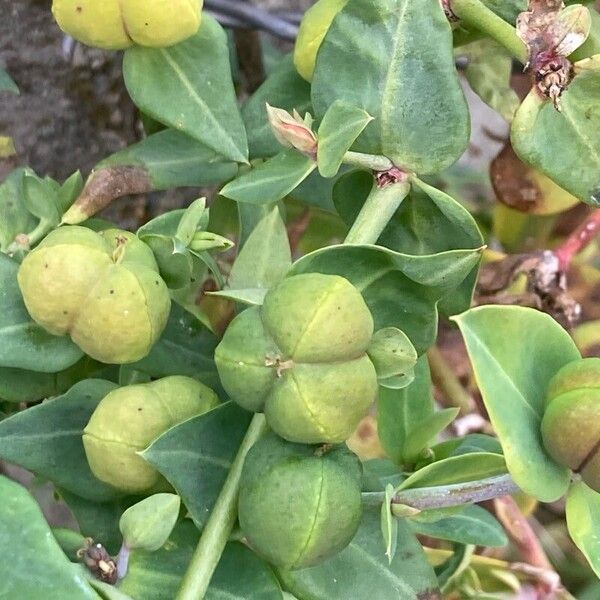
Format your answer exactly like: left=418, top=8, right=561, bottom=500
left=342, top=151, right=394, bottom=172
left=427, top=345, right=476, bottom=415
left=553, top=209, right=600, bottom=270
left=362, top=473, right=520, bottom=511
left=175, top=414, right=268, bottom=600
left=450, top=0, right=528, bottom=63
left=344, top=180, right=410, bottom=245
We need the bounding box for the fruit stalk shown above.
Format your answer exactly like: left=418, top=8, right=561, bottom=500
left=175, top=414, right=267, bottom=600
left=553, top=209, right=600, bottom=270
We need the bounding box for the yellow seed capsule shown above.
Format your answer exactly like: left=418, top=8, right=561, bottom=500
left=83, top=376, right=219, bottom=493
left=17, top=226, right=170, bottom=364
left=51, top=0, right=202, bottom=50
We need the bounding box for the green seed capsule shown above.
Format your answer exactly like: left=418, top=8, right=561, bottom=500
left=83, top=376, right=219, bottom=493
left=541, top=358, right=600, bottom=491
left=215, top=273, right=378, bottom=444
left=238, top=433, right=362, bottom=569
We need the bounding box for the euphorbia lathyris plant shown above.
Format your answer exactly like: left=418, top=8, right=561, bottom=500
left=1, top=0, right=600, bottom=598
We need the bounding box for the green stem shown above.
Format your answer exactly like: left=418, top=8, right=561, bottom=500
left=362, top=474, right=519, bottom=511
left=427, top=345, right=476, bottom=415
left=175, top=414, right=268, bottom=600
left=342, top=151, right=394, bottom=172
left=451, top=0, right=528, bottom=63
left=344, top=181, right=411, bottom=245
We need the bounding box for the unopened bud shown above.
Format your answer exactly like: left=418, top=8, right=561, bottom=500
left=266, top=104, right=318, bottom=158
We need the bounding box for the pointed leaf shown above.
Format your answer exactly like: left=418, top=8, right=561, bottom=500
left=368, top=327, right=417, bottom=388
left=0, top=476, right=99, bottom=600
left=454, top=306, right=577, bottom=501
left=0, top=68, right=19, bottom=94
left=208, top=288, right=268, bottom=306
left=220, top=150, right=316, bottom=204
left=402, top=408, right=460, bottom=463
left=123, top=16, right=248, bottom=163
left=312, top=0, right=469, bottom=174
left=0, top=168, right=38, bottom=251
left=381, top=484, right=398, bottom=563
left=143, top=402, right=253, bottom=527
left=317, top=100, right=373, bottom=177
left=228, top=205, right=292, bottom=290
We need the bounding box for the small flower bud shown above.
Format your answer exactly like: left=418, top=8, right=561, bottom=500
left=266, top=104, right=318, bottom=158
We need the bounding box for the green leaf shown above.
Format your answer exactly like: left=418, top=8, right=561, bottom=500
left=410, top=505, right=508, bottom=548
left=453, top=305, right=577, bottom=502
left=119, top=522, right=282, bottom=600
left=334, top=172, right=483, bottom=316
left=480, top=0, right=526, bottom=23
left=368, top=327, right=417, bottom=389
left=461, top=40, right=520, bottom=122
left=312, top=0, right=469, bottom=174
left=229, top=205, right=291, bottom=291
left=119, top=494, right=180, bottom=552
left=317, top=101, right=373, bottom=177
left=22, top=172, right=62, bottom=226
left=123, top=16, right=248, bottom=163
left=402, top=408, right=460, bottom=463
left=127, top=304, right=222, bottom=394
left=143, top=402, right=253, bottom=527
left=0, top=68, right=19, bottom=94
left=0, top=379, right=120, bottom=501
left=430, top=434, right=503, bottom=462
left=511, top=71, right=600, bottom=205
left=398, top=453, right=507, bottom=491
left=208, top=288, right=268, bottom=306
left=289, top=244, right=482, bottom=353
left=243, top=54, right=312, bottom=159
left=381, top=484, right=398, bottom=563
left=279, top=508, right=441, bottom=600
left=98, top=129, right=238, bottom=189
left=0, top=253, right=84, bottom=371
left=566, top=481, right=600, bottom=579
left=0, top=476, right=99, bottom=599
left=0, top=168, right=38, bottom=251
left=220, top=150, right=316, bottom=204
left=378, top=356, right=435, bottom=466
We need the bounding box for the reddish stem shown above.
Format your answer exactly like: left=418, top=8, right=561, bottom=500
left=554, top=209, right=600, bottom=270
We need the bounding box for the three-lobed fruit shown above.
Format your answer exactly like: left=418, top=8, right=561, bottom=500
left=214, top=273, right=378, bottom=444
left=541, top=358, right=600, bottom=491
left=238, top=433, right=363, bottom=569
left=51, top=0, right=202, bottom=50
left=83, top=376, right=219, bottom=493
left=293, top=0, right=348, bottom=81
left=17, top=226, right=170, bottom=364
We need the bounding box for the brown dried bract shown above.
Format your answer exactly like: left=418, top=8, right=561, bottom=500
left=516, top=0, right=588, bottom=109
left=476, top=251, right=581, bottom=328
left=62, top=166, right=152, bottom=224
left=491, top=143, right=542, bottom=213
left=77, top=538, right=118, bottom=585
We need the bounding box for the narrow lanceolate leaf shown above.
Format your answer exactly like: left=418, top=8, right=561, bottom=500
left=228, top=205, right=292, bottom=291
left=381, top=484, right=398, bottom=563
left=0, top=68, right=19, bottom=94
left=123, top=15, right=248, bottom=163
left=378, top=356, right=435, bottom=466
left=454, top=306, right=578, bottom=502
left=317, top=100, right=373, bottom=177
left=312, top=0, right=469, bottom=174
left=221, top=149, right=316, bottom=204
left=143, top=402, right=253, bottom=527
left=0, top=253, right=83, bottom=372
left=290, top=245, right=482, bottom=354
left=0, top=379, right=120, bottom=501
left=0, top=476, right=99, bottom=600
left=279, top=509, right=441, bottom=600
left=566, top=480, right=600, bottom=579
left=511, top=70, right=600, bottom=206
